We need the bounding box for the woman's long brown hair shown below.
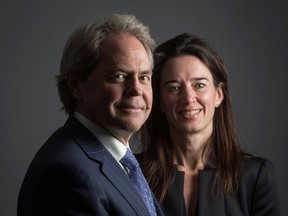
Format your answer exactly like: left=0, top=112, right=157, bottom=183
left=140, top=33, right=243, bottom=202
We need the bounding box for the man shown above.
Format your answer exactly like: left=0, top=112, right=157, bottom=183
left=18, top=14, right=163, bottom=216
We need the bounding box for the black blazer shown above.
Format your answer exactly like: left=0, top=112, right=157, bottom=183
left=160, top=157, right=281, bottom=216
left=18, top=116, right=163, bottom=216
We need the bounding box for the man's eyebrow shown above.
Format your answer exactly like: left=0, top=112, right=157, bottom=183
left=113, top=65, right=131, bottom=73
left=140, top=70, right=153, bottom=75
left=113, top=65, right=152, bottom=75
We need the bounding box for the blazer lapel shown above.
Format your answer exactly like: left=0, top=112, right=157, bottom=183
left=198, top=169, right=225, bottom=216
left=151, top=193, right=165, bottom=216
left=63, top=116, right=150, bottom=215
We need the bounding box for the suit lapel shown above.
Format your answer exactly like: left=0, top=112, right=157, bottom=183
left=102, top=156, right=151, bottom=214
left=198, top=169, right=225, bottom=216
left=62, top=116, right=150, bottom=215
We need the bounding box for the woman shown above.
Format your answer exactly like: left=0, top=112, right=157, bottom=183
left=140, top=33, right=281, bottom=216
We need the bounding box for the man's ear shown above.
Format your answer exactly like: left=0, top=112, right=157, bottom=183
left=67, top=74, right=82, bottom=100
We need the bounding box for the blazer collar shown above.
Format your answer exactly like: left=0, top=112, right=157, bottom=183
left=170, top=167, right=225, bottom=216
left=198, top=169, right=225, bottom=216
left=62, top=116, right=151, bottom=215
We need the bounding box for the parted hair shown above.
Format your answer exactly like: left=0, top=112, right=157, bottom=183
left=56, top=14, right=155, bottom=115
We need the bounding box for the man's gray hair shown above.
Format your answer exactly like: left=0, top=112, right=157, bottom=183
left=56, top=14, right=155, bottom=115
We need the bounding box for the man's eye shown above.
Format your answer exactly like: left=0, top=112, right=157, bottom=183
left=140, top=75, right=151, bottom=82
left=109, top=73, right=127, bottom=83
left=115, top=74, right=126, bottom=80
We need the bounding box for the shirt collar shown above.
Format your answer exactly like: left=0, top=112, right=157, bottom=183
left=74, top=112, right=127, bottom=162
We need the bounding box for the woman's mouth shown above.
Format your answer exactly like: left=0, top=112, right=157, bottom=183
left=180, top=109, right=201, bottom=117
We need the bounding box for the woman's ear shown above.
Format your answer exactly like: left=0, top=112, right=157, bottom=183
left=215, top=83, right=224, bottom=108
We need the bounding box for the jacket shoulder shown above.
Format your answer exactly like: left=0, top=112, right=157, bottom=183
left=241, top=156, right=275, bottom=178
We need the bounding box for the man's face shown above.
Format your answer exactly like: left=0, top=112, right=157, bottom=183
left=72, top=34, right=153, bottom=144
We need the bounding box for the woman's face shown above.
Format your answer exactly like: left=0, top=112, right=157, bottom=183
left=160, top=55, right=223, bottom=136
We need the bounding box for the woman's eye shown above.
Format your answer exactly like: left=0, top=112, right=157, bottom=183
left=167, top=86, right=180, bottom=93
left=195, top=83, right=205, bottom=89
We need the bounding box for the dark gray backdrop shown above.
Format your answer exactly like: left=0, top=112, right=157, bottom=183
left=1, top=0, right=287, bottom=215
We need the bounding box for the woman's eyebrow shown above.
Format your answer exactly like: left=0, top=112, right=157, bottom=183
left=192, top=77, right=209, bottom=82
left=162, top=80, right=179, bottom=87
left=162, top=77, right=209, bottom=87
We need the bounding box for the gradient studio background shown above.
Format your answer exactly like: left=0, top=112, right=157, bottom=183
left=1, top=0, right=287, bottom=215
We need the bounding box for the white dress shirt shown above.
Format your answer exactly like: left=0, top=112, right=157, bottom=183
left=74, top=112, right=128, bottom=170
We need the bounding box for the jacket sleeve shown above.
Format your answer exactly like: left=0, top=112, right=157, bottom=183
left=250, top=159, right=281, bottom=216
left=18, top=162, right=110, bottom=216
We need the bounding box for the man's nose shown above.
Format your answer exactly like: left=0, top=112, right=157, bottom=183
left=125, top=77, right=143, bottom=96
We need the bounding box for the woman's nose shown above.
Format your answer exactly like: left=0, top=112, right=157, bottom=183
left=182, top=87, right=196, bottom=104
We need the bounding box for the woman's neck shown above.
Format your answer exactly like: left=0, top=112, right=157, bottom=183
left=170, top=129, right=209, bottom=171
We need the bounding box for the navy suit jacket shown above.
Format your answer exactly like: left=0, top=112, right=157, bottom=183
left=160, top=158, right=281, bottom=216
left=18, top=116, right=163, bottom=216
